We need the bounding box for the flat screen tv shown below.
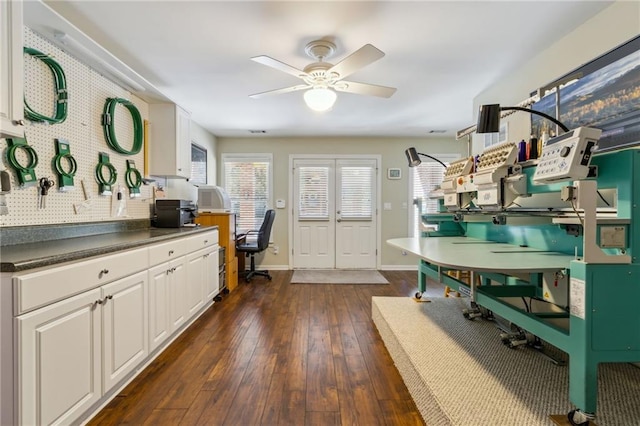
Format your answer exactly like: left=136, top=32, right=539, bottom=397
left=531, top=35, right=640, bottom=153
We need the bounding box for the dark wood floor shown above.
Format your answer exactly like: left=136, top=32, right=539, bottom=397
left=89, top=270, right=426, bottom=426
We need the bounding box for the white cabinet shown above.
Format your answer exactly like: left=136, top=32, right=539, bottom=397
left=16, top=271, right=149, bottom=425
left=0, top=0, right=25, bottom=138
left=101, top=271, right=148, bottom=392
left=148, top=256, right=188, bottom=353
left=11, top=229, right=218, bottom=425
left=185, top=244, right=219, bottom=317
left=148, top=263, right=171, bottom=352
left=149, top=103, right=191, bottom=178
left=16, top=288, right=102, bottom=426
left=203, top=246, right=220, bottom=301
left=186, top=250, right=206, bottom=318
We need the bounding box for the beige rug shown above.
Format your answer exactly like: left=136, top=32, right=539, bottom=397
left=372, top=296, right=640, bottom=426
left=291, top=269, right=388, bottom=284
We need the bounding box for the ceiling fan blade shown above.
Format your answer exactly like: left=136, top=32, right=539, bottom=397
left=251, top=55, right=308, bottom=79
left=327, top=44, right=385, bottom=79
left=333, top=81, right=396, bottom=98
left=249, top=84, right=310, bottom=99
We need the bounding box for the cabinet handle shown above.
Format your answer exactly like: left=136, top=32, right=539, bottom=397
left=13, top=119, right=25, bottom=126
left=204, top=240, right=208, bottom=244
left=96, top=299, right=104, bottom=305
left=99, top=269, right=109, bottom=278
left=106, top=295, right=113, bottom=300
left=168, top=250, right=174, bottom=256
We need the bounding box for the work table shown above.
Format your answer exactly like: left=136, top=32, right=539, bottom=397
left=0, top=223, right=217, bottom=272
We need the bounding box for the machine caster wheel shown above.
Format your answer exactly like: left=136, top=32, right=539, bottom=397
left=222, top=288, right=230, bottom=295
left=268, top=276, right=272, bottom=281
left=567, top=409, right=594, bottom=426
left=414, top=292, right=423, bottom=300
left=214, top=295, right=222, bottom=302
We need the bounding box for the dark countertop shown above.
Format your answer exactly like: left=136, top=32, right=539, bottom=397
left=0, top=226, right=218, bottom=273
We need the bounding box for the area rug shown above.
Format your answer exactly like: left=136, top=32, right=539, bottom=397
left=372, top=296, right=640, bottom=426
left=291, top=269, right=388, bottom=284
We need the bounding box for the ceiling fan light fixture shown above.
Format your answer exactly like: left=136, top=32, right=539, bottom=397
left=304, top=87, right=337, bottom=112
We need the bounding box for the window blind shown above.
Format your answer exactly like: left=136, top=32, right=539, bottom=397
left=298, top=166, right=329, bottom=220
left=410, top=155, right=458, bottom=236
left=223, top=156, right=271, bottom=232
left=340, top=166, right=372, bottom=220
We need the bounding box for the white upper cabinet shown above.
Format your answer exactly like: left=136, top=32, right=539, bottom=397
left=0, top=0, right=25, bottom=138
left=149, top=103, right=192, bottom=178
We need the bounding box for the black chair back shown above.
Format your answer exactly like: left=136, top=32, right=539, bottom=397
left=257, top=209, right=275, bottom=251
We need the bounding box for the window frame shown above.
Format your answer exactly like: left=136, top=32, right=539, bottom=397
left=221, top=153, right=273, bottom=233
left=407, top=153, right=459, bottom=237
left=190, top=142, right=208, bottom=185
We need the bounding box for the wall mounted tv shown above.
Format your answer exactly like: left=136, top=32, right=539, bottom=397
left=531, top=35, right=640, bottom=153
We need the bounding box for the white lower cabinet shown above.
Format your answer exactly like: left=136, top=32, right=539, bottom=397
left=148, top=256, right=187, bottom=352
left=12, top=230, right=218, bottom=425
left=17, top=289, right=103, bottom=426
left=16, top=271, right=148, bottom=425
left=101, top=271, right=148, bottom=391
left=203, top=245, right=220, bottom=301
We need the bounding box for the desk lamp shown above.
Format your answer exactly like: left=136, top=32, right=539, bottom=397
left=476, top=104, right=569, bottom=134
left=405, top=147, right=447, bottom=168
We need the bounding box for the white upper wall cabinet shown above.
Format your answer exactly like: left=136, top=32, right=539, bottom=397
left=0, top=0, right=25, bottom=138
left=149, top=103, right=192, bottom=179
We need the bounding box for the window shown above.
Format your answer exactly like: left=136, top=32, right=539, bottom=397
left=190, top=143, right=207, bottom=185
left=221, top=154, right=272, bottom=233
left=408, top=154, right=458, bottom=237
left=298, top=166, right=329, bottom=220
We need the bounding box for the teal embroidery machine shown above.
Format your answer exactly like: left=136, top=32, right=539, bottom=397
left=392, top=120, right=638, bottom=425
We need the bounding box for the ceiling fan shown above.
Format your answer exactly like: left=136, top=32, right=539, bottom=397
left=249, top=40, right=397, bottom=111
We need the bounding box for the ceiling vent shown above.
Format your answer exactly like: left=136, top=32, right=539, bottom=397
left=249, top=130, right=267, bottom=134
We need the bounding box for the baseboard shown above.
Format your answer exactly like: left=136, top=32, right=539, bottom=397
left=244, top=265, right=418, bottom=271
left=380, top=265, right=418, bottom=271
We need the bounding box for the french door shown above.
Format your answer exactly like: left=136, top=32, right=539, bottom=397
left=292, top=157, right=378, bottom=269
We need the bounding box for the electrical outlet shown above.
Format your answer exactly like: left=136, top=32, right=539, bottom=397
left=273, top=245, right=279, bottom=255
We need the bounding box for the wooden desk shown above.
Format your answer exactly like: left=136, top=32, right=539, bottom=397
left=196, top=213, right=238, bottom=291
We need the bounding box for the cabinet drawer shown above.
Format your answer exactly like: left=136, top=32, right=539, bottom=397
left=14, top=247, right=148, bottom=315
left=184, top=230, right=219, bottom=253
left=148, top=238, right=188, bottom=266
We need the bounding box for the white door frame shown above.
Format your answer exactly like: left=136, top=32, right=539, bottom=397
left=288, top=154, right=382, bottom=270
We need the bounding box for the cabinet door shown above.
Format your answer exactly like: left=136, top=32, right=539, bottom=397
left=204, top=246, right=220, bottom=301
left=17, top=288, right=102, bottom=426
left=169, top=257, right=188, bottom=332
left=176, top=105, right=191, bottom=177
left=148, top=262, right=171, bottom=352
left=0, top=0, right=24, bottom=138
left=101, top=271, right=148, bottom=392
left=186, top=250, right=205, bottom=318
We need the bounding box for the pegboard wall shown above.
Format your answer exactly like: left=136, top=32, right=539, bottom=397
left=1, top=28, right=154, bottom=227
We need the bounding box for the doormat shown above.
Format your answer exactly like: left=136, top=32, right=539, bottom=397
left=291, top=269, right=389, bottom=284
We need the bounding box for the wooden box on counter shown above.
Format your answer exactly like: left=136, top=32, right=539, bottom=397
left=195, top=212, right=238, bottom=291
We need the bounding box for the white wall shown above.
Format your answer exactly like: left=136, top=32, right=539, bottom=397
left=471, top=1, right=640, bottom=154
left=217, top=136, right=468, bottom=269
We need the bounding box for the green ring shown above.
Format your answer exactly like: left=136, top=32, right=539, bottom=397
left=125, top=167, right=142, bottom=189
left=102, top=98, right=143, bottom=155
left=23, top=47, right=68, bottom=124
left=95, top=162, right=117, bottom=186
left=54, top=153, right=77, bottom=178
left=7, top=144, right=39, bottom=172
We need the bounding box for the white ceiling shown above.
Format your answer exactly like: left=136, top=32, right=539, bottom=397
left=40, top=0, right=613, bottom=139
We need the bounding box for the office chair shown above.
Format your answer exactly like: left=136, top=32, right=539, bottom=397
left=236, top=209, right=275, bottom=282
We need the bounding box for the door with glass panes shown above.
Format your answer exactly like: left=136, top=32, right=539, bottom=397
left=293, top=158, right=377, bottom=269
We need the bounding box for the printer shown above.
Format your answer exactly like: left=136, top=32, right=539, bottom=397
left=154, top=199, right=198, bottom=228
